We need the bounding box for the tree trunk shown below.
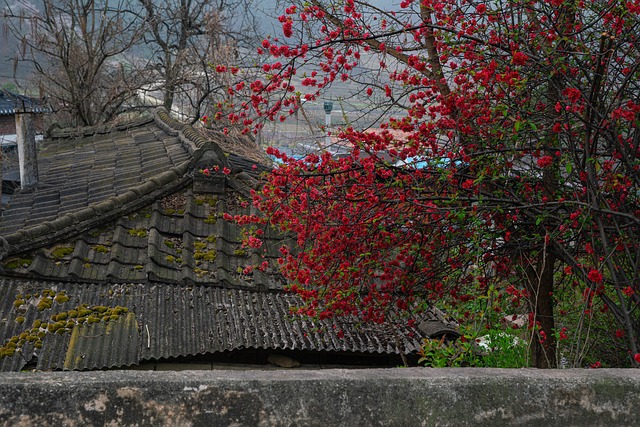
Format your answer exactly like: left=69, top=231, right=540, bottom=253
left=525, top=251, right=557, bottom=368
left=163, top=86, right=175, bottom=111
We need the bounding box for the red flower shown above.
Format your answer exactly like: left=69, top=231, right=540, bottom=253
left=623, top=286, right=635, bottom=297
left=223, top=167, right=231, bottom=175
left=511, top=51, right=528, bottom=66
left=558, top=327, right=568, bottom=340
left=476, top=4, right=487, bottom=14
left=202, top=168, right=210, bottom=176
left=634, top=353, right=640, bottom=364
left=587, top=269, right=604, bottom=284
left=562, top=87, right=582, bottom=103
left=555, top=102, right=562, bottom=113
left=538, top=329, right=546, bottom=343
left=247, top=236, right=263, bottom=248
left=461, top=179, right=474, bottom=189
left=589, top=361, right=602, bottom=369
left=283, top=20, right=293, bottom=38
left=537, top=156, right=553, bottom=168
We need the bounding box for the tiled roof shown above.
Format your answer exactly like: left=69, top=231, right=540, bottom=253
left=0, top=279, right=441, bottom=371
left=0, top=108, right=458, bottom=370
left=1, top=111, right=277, bottom=289
left=2, top=176, right=285, bottom=290
left=0, top=109, right=258, bottom=257
left=0, top=90, right=50, bottom=115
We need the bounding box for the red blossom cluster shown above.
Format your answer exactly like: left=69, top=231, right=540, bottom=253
left=223, top=0, right=640, bottom=367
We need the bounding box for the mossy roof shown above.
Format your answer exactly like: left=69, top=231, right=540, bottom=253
left=0, top=279, right=436, bottom=371
left=0, top=108, right=456, bottom=371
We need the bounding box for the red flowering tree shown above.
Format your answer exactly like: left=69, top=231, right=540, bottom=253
left=225, top=0, right=640, bottom=368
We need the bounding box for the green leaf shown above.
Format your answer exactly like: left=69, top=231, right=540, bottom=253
left=514, top=120, right=523, bottom=132
left=565, top=162, right=572, bottom=175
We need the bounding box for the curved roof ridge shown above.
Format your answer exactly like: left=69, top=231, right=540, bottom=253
left=153, top=107, right=229, bottom=169
left=48, top=114, right=155, bottom=139
left=0, top=161, right=191, bottom=259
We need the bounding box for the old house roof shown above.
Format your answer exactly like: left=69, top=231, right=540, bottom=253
left=0, top=108, right=457, bottom=371
left=0, top=90, right=50, bottom=116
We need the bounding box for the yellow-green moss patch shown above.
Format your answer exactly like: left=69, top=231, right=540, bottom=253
left=4, top=258, right=32, bottom=269
left=54, top=293, right=69, bottom=304
left=51, top=246, right=74, bottom=259
left=128, top=228, right=148, bottom=238
left=92, top=244, right=109, bottom=254
left=37, top=298, right=53, bottom=311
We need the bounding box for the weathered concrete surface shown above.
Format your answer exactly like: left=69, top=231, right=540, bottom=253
left=1, top=368, right=639, bottom=426
left=15, top=112, right=38, bottom=189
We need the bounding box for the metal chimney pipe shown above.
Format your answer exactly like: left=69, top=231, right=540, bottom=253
left=15, top=111, right=38, bottom=189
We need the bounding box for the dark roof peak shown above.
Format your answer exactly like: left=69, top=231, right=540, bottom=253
left=0, top=89, right=50, bottom=115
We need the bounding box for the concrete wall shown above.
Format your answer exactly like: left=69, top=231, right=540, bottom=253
left=1, top=368, right=639, bottom=426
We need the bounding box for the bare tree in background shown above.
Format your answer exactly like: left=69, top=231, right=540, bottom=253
left=136, top=0, right=262, bottom=122
left=2, top=0, right=263, bottom=126
left=3, top=0, right=146, bottom=127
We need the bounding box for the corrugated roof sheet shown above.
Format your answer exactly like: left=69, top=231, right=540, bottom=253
left=0, top=279, right=432, bottom=371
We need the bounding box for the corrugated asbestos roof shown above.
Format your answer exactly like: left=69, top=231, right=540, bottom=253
left=0, top=279, right=431, bottom=371
left=0, top=108, right=457, bottom=370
